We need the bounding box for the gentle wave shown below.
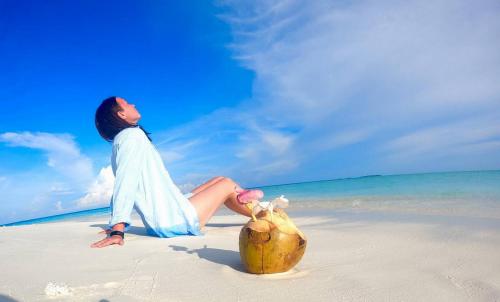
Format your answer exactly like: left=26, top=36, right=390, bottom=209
left=2, top=170, right=499, bottom=226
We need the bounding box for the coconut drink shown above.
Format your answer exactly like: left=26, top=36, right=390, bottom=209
left=238, top=195, right=307, bottom=274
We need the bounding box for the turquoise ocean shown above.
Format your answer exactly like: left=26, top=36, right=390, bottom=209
left=3, top=170, right=500, bottom=227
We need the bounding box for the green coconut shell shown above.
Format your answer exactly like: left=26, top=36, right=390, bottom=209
left=239, top=208, right=307, bottom=274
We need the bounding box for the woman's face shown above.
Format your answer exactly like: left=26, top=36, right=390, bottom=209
left=116, top=97, right=141, bottom=125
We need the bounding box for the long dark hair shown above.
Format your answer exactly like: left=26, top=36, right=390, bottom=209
left=95, top=96, right=152, bottom=142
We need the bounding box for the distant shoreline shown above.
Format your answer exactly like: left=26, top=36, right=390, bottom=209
left=2, top=169, right=499, bottom=227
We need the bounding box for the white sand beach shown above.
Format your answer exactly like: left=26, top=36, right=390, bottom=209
left=1, top=209, right=500, bottom=301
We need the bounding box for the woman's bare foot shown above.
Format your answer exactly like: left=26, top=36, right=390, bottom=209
left=236, top=188, right=264, bottom=204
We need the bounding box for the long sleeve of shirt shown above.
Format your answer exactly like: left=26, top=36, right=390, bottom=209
left=107, top=127, right=201, bottom=237
left=109, top=129, right=145, bottom=228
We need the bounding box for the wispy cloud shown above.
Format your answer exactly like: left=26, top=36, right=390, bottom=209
left=157, top=138, right=206, bottom=164
left=382, top=114, right=500, bottom=169
left=0, top=176, right=6, bottom=183
left=154, top=0, right=500, bottom=186
left=76, top=165, right=114, bottom=208
left=151, top=107, right=301, bottom=186
left=0, top=172, right=78, bottom=223
left=0, top=131, right=94, bottom=185
left=221, top=0, right=500, bottom=176
left=0, top=131, right=101, bottom=223
left=2, top=0, right=500, bottom=223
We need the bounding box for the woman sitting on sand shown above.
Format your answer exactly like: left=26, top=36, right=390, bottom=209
left=91, top=96, right=263, bottom=248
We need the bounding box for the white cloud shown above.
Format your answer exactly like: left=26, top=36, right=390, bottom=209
left=0, top=131, right=94, bottom=186
left=156, top=138, right=206, bottom=164
left=157, top=0, right=500, bottom=187
left=76, top=165, right=115, bottom=208
left=159, top=150, right=184, bottom=163
left=383, top=115, right=500, bottom=162
left=0, top=175, right=80, bottom=223
left=150, top=107, right=301, bottom=186
left=0, top=165, right=113, bottom=224
left=226, top=0, right=499, bottom=118
left=214, top=0, right=500, bottom=177
left=0, top=132, right=103, bottom=223
left=0, top=133, right=116, bottom=222
left=3, top=0, right=499, bottom=223
left=235, top=121, right=295, bottom=161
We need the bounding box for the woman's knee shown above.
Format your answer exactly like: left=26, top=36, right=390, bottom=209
left=218, top=176, right=237, bottom=189
left=213, top=176, right=225, bottom=182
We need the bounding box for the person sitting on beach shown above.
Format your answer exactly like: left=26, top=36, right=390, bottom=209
left=91, top=96, right=263, bottom=248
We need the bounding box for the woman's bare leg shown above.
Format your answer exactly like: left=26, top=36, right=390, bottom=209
left=189, top=176, right=225, bottom=195
left=188, top=177, right=253, bottom=228
left=223, top=195, right=250, bottom=217
left=189, top=176, right=249, bottom=215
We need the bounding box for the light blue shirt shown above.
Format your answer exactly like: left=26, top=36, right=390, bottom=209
left=108, top=127, right=201, bottom=237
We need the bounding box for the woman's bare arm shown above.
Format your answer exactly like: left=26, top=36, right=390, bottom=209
left=90, top=223, right=125, bottom=248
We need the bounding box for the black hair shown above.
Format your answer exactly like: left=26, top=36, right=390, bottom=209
left=95, top=96, right=152, bottom=142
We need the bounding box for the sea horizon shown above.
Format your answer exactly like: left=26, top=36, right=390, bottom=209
left=2, top=169, right=499, bottom=227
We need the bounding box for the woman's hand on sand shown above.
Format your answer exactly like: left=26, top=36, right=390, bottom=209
left=90, top=235, right=124, bottom=248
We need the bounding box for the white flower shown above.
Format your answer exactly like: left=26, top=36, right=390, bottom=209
left=252, top=195, right=289, bottom=216
left=273, top=195, right=289, bottom=208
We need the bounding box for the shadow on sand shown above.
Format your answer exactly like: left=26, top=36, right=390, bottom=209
left=169, top=245, right=245, bottom=272
left=0, top=294, right=19, bottom=302
left=204, top=223, right=243, bottom=228
left=90, top=222, right=244, bottom=237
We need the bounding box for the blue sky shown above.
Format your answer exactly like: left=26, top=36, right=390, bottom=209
left=1, top=0, right=500, bottom=224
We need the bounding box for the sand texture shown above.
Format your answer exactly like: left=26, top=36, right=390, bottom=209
left=1, top=210, right=500, bottom=301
